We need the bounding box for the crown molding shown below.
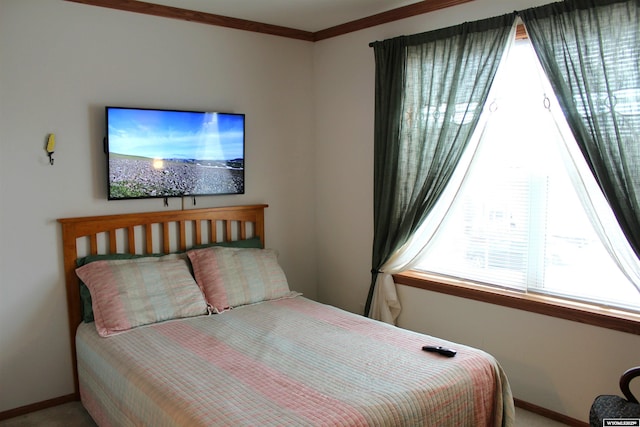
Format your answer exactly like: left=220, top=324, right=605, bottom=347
left=314, top=0, right=473, bottom=41
left=65, top=0, right=474, bottom=42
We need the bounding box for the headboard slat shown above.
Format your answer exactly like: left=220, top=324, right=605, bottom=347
left=179, top=221, right=187, bottom=252
left=226, top=220, right=232, bottom=243
left=90, top=235, right=98, bottom=256
left=58, top=204, right=268, bottom=399
left=162, top=222, right=170, bottom=253
left=109, top=229, right=117, bottom=253
left=210, top=220, right=218, bottom=243
left=145, top=224, right=153, bottom=254
left=195, top=220, right=203, bottom=246
left=240, top=221, right=247, bottom=240
left=127, top=226, right=135, bottom=253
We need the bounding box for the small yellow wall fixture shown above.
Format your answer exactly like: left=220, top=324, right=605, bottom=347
left=45, top=133, right=55, bottom=165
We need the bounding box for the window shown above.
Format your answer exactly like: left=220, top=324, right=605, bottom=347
left=412, top=36, right=640, bottom=313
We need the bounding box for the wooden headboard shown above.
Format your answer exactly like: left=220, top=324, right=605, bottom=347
left=57, top=204, right=268, bottom=398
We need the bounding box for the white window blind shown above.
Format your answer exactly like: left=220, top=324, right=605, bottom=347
left=414, top=38, right=640, bottom=311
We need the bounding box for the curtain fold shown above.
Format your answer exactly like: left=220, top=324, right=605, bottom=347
left=546, top=90, right=640, bottom=294
left=520, top=0, right=640, bottom=258
left=366, top=14, right=516, bottom=322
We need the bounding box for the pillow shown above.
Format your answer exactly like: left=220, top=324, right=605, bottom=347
left=76, top=253, right=161, bottom=323
left=187, top=247, right=294, bottom=312
left=75, top=255, right=208, bottom=337
left=76, top=238, right=263, bottom=322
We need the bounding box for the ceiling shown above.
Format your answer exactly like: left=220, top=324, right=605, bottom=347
left=135, top=0, right=424, bottom=33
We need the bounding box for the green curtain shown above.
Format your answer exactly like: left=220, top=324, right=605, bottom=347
left=520, top=0, right=640, bottom=258
left=365, top=14, right=516, bottom=316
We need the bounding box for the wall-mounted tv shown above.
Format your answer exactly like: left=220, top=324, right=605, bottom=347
left=105, top=106, right=245, bottom=200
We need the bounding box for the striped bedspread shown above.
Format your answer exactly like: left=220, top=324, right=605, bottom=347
left=76, top=296, right=514, bottom=426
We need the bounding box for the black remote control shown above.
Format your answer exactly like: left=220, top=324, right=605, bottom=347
left=422, top=345, right=457, bottom=357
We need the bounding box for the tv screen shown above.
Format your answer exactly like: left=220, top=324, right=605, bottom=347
left=105, top=106, right=245, bottom=200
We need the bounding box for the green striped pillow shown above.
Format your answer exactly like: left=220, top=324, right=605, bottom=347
left=187, top=247, right=294, bottom=312
left=75, top=255, right=208, bottom=337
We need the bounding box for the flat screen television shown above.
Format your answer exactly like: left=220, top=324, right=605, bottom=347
left=105, top=106, right=245, bottom=200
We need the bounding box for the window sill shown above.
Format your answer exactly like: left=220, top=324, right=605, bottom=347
left=393, top=270, right=640, bottom=336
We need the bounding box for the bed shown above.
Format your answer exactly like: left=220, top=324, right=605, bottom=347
left=59, top=204, right=515, bottom=426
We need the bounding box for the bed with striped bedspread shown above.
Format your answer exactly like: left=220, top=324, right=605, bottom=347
left=76, top=296, right=514, bottom=426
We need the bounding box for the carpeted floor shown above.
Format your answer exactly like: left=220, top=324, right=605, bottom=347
left=0, top=402, right=96, bottom=427
left=0, top=402, right=573, bottom=426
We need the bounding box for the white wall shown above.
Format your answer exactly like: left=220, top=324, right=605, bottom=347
left=0, top=0, right=317, bottom=412
left=312, top=0, right=640, bottom=422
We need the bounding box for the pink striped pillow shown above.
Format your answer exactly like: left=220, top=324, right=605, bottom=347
left=75, top=255, right=208, bottom=337
left=187, top=247, right=294, bottom=313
